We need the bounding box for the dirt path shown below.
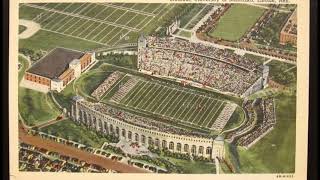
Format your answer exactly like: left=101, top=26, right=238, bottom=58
left=19, top=19, right=40, bottom=39
left=19, top=125, right=149, bottom=173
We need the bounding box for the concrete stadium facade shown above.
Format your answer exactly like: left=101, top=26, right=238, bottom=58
left=70, top=96, right=225, bottom=159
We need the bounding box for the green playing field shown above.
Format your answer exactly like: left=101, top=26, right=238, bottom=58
left=208, top=4, right=265, bottom=41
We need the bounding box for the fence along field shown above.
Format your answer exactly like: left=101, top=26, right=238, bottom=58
left=105, top=80, right=228, bottom=129
left=21, top=3, right=166, bottom=46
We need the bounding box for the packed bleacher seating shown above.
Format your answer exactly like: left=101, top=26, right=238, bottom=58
left=211, top=103, right=237, bottom=132
left=235, top=98, right=276, bottom=147
left=91, top=71, right=125, bottom=100
left=225, top=100, right=256, bottom=142
left=139, top=36, right=262, bottom=95
left=81, top=101, right=211, bottom=138
left=110, top=77, right=139, bottom=102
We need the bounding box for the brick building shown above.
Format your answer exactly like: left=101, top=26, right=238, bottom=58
left=279, top=8, right=297, bottom=46
left=24, top=47, right=95, bottom=92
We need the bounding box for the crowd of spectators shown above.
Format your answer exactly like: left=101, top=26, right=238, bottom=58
left=225, top=100, right=256, bottom=142
left=211, top=103, right=237, bottom=132
left=110, top=77, right=139, bottom=102
left=91, top=71, right=124, bottom=100
left=19, top=143, right=113, bottom=173
left=235, top=98, right=276, bottom=147
left=139, top=37, right=262, bottom=95
left=81, top=101, right=211, bottom=138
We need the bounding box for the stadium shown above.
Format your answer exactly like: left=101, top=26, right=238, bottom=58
left=67, top=32, right=274, bottom=160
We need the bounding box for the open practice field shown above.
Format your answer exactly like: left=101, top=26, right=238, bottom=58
left=104, top=80, right=229, bottom=129
left=18, top=55, right=61, bottom=126
left=225, top=95, right=296, bottom=173
left=19, top=3, right=171, bottom=47
left=208, top=4, right=265, bottom=41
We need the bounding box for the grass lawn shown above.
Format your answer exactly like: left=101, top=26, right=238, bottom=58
left=40, top=119, right=110, bottom=148
left=52, top=81, right=76, bottom=110
left=19, top=5, right=45, bottom=20
left=209, top=4, right=265, bottom=41
left=227, top=94, right=296, bottom=173
left=19, top=87, right=61, bottom=126
left=223, top=106, right=245, bottom=131
left=19, top=30, right=104, bottom=52
left=164, top=157, right=216, bottom=174
left=18, top=55, right=29, bottom=82
left=96, top=54, right=138, bottom=69
left=19, top=25, right=27, bottom=34
left=74, top=66, right=116, bottom=100
left=178, top=30, right=192, bottom=38
left=19, top=55, right=61, bottom=126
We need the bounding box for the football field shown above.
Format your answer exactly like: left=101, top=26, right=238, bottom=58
left=20, top=3, right=170, bottom=46
left=105, top=80, right=228, bottom=129
left=208, top=4, right=265, bottom=41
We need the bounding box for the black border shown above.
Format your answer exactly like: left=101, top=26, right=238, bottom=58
left=1, top=0, right=9, bottom=179
left=307, top=0, right=319, bottom=180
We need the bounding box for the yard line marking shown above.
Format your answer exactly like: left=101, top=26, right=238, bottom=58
left=81, top=4, right=98, bottom=16
left=114, top=10, right=128, bottom=24
left=204, top=102, right=224, bottom=128
left=77, top=21, right=98, bottom=37
left=134, top=16, right=150, bottom=29
left=124, top=13, right=138, bottom=26
left=124, top=82, right=148, bottom=105
left=200, top=101, right=220, bottom=126
left=128, top=83, right=154, bottom=107
left=140, top=3, right=151, bottom=11
left=60, top=3, right=74, bottom=12
left=105, top=29, right=128, bottom=45
left=191, top=98, right=212, bottom=124
left=25, top=4, right=139, bottom=31
left=112, top=31, right=130, bottom=46
left=167, top=93, right=191, bottom=117
left=84, top=23, right=103, bottom=39
left=99, top=74, right=127, bottom=102
left=130, top=83, right=156, bottom=107
left=98, top=26, right=118, bottom=43
left=42, top=13, right=64, bottom=29
left=91, top=25, right=110, bottom=40
left=61, top=17, right=82, bottom=33
left=139, top=85, right=163, bottom=109
left=99, top=3, right=155, bottom=16
left=37, top=11, right=57, bottom=24
left=75, top=3, right=92, bottom=14
left=49, top=14, right=70, bottom=30
left=55, top=16, right=76, bottom=32
left=184, top=96, right=207, bottom=123
left=172, top=94, right=195, bottom=118
left=92, top=6, right=109, bottom=19
left=120, top=81, right=145, bottom=103
left=102, top=6, right=118, bottom=20
left=151, top=4, right=165, bottom=14
left=154, top=90, right=179, bottom=113
left=162, top=91, right=187, bottom=115
left=195, top=100, right=216, bottom=125
left=146, top=87, right=170, bottom=111
left=70, top=3, right=87, bottom=14
left=179, top=95, right=202, bottom=121
left=70, top=20, right=91, bottom=35
left=183, top=4, right=207, bottom=29
left=135, top=84, right=160, bottom=108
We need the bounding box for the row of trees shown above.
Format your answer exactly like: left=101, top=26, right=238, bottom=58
left=19, top=48, right=47, bottom=63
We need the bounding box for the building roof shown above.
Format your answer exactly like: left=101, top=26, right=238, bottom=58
left=26, top=48, right=84, bottom=79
